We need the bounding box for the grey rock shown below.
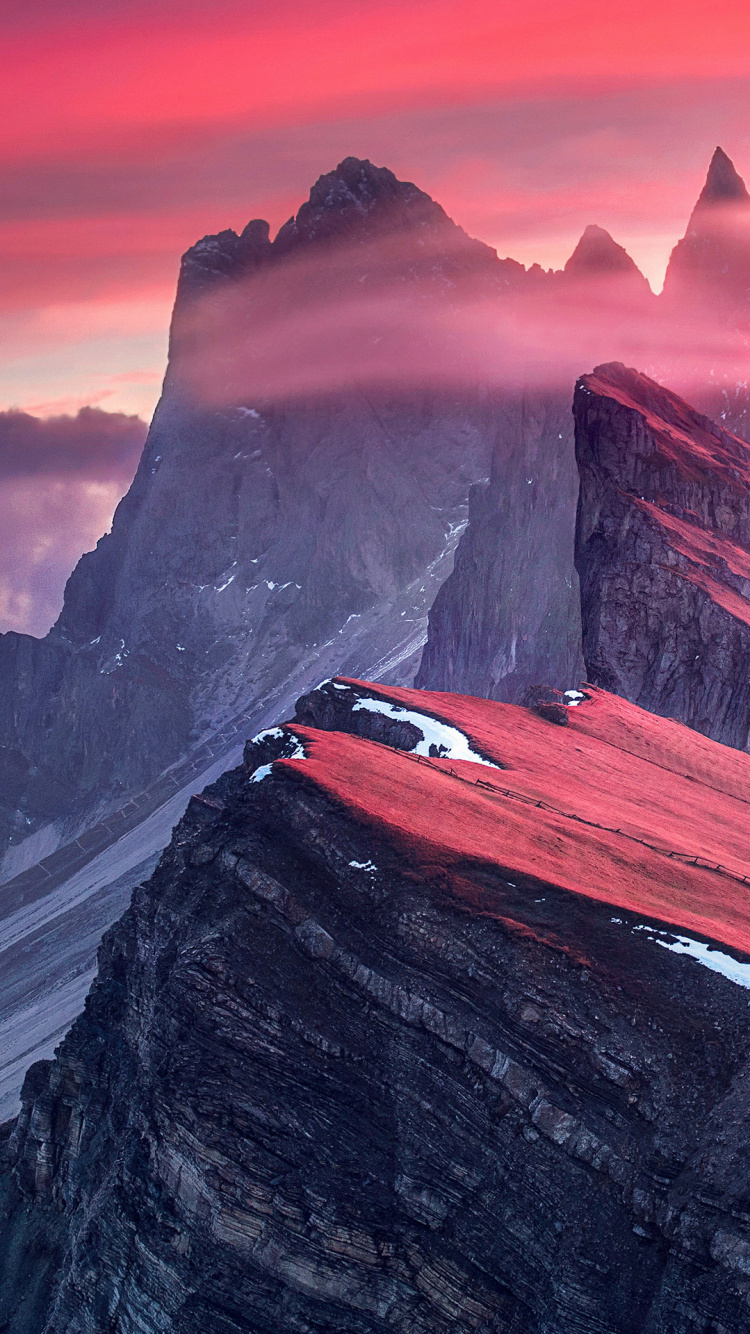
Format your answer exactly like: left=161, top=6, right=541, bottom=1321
left=662, top=147, right=750, bottom=317
left=416, top=391, right=585, bottom=700
left=3, top=683, right=750, bottom=1331
left=574, top=361, right=750, bottom=748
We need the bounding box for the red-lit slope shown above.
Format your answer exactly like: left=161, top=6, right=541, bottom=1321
left=281, top=680, right=750, bottom=956
left=575, top=362, right=750, bottom=749
left=581, top=364, right=750, bottom=492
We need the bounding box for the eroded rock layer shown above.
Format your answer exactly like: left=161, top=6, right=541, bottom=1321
left=4, top=680, right=750, bottom=1332
left=575, top=361, right=750, bottom=748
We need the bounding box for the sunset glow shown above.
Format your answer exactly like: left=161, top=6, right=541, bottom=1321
left=2, top=0, right=749, bottom=419
left=1, top=0, right=750, bottom=634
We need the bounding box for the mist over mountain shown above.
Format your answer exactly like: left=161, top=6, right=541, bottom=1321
left=2, top=146, right=750, bottom=1139
left=4, top=143, right=750, bottom=1334
left=3, top=147, right=750, bottom=851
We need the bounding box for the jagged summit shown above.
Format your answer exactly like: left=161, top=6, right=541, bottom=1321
left=273, top=156, right=462, bottom=252
left=177, top=218, right=272, bottom=297
left=178, top=157, right=498, bottom=298
left=563, top=224, right=650, bottom=289
left=696, top=146, right=750, bottom=209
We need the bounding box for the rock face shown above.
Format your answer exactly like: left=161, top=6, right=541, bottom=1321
left=0, top=158, right=532, bottom=857
left=5, top=677, right=750, bottom=1333
left=416, top=392, right=585, bottom=700
left=575, top=361, right=750, bottom=748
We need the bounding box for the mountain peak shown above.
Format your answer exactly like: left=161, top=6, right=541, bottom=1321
left=272, top=156, right=460, bottom=255
left=662, top=148, right=750, bottom=309
left=307, top=157, right=423, bottom=212
left=563, top=225, right=649, bottom=287
left=697, top=147, right=750, bottom=208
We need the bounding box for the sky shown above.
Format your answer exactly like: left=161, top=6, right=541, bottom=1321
left=2, top=0, right=750, bottom=633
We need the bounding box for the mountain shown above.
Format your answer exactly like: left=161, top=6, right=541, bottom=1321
left=0, top=158, right=531, bottom=863
left=1, top=149, right=746, bottom=1122
left=1, top=150, right=736, bottom=865
left=662, top=146, right=750, bottom=317
left=415, top=391, right=585, bottom=700
left=4, top=677, right=750, bottom=1332
left=574, top=361, right=750, bottom=746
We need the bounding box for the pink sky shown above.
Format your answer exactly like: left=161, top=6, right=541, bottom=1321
left=2, top=0, right=750, bottom=637
left=2, top=0, right=750, bottom=419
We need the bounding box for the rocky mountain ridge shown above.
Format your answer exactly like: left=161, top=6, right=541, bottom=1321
left=3, top=147, right=750, bottom=1127
left=4, top=678, right=750, bottom=1331
left=0, top=157, right=521, bottom=860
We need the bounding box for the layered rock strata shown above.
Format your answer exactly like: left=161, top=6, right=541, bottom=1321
left=575, top=361, right=750, bottom=748
left=5, top=678, right=750, bottom=1332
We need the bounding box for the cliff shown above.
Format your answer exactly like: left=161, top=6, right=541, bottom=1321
left=575, top=361, right=750, bottom=748
left=4, top=678, right=750, bottom=1332
left=415, top=392, right=584, bottom=700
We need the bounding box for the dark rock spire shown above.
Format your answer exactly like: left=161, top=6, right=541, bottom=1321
left=695, top=146, right=750, bottom=209
left=662, top=147, right=750, bottom=312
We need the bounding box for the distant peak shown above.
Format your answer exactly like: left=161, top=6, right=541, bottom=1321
left=563, top=225, right=648, bottom=286
left=697, top=147, right=750, bottom=207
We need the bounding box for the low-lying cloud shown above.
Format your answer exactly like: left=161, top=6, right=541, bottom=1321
left=0, top=407, right=146, bottom=636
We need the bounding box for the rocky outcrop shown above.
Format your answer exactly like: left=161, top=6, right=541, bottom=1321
left=416, top=392, right=584, bottom=701
left=5, top=677, right=750, bottom=1332
left=574, top=361, right=750, bottom=748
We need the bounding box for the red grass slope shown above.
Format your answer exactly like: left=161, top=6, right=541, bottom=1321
left=277, top=681, right=750, bottom=957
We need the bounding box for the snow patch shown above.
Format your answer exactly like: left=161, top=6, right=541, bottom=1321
left=633, top=925, right=750, bottom=990
left=351, top=695, right=499, bottom=767
left=237, top=406, right=260, bottom=418
left=349, top=860, right=377, bottom=872
left=248, top=734, right=307, bottom=783
left=564, top=689, right=586, bottom=706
